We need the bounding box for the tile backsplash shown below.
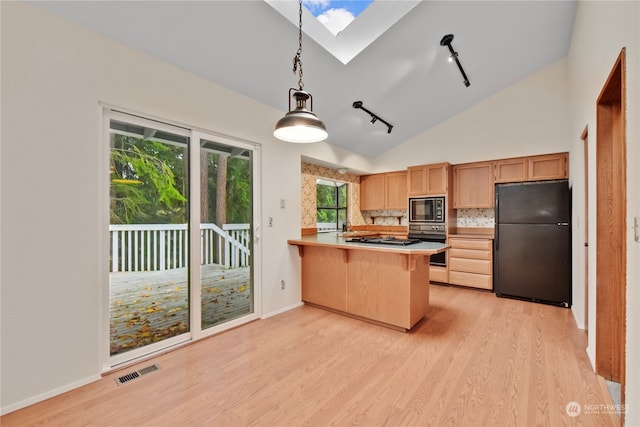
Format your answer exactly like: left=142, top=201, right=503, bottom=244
left=456, top=208, right=495, bottom=228
left=362, top=210, right=407, bottom=226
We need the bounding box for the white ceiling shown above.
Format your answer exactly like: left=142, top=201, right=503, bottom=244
left=30, top=0, right=577, bottom=158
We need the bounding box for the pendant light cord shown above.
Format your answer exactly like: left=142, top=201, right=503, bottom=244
left=292, top=0, right=304, bottom=90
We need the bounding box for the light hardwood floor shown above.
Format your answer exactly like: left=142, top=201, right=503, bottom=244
left=2, top=284, right=619, bottom=426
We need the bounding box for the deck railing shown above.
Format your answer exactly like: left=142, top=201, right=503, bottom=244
left=109, top=223, right=250, bottom=272
left=317, top=222, right=338, bottom=232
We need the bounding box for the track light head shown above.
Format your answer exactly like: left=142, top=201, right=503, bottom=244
left=440, top=33, right=471, bottom=87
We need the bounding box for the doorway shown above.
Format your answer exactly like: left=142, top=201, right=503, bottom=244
left=595, top=48, right=626, bottom=414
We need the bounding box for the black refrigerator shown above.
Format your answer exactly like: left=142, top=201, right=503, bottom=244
left=494, top=180, right=571, bottom=307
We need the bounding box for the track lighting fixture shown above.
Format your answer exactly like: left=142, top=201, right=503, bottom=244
left=274, top=0, right=328, bottom=143
left=353, top=101, right=393, bottom=134
left=440, top=34, right=470, bottom=87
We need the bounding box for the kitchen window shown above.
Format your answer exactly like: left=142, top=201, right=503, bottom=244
left=316, top=178, right=347, bottom=232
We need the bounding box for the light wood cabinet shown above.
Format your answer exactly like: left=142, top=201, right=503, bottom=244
left=360, top=174, right=385, bottom=210
left=301, top=246, right=348, bottom=311
left=453, top=161, right=494, bottom=208
left=494, top=153, right=568, bottom=183
left=360, top=171, right=407, bottom=210
left=407, top=163, right=449, bottom=196
left=448, top=237, right=493, bottom=290
left=385, top=171, right=409, bottom=209
left=528, top=152, right=568, bottom=181
left=494, top=158, right=527, bottom=183
left=429, top=265, right=447, bottom=283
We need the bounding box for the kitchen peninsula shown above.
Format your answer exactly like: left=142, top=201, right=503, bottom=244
left=288, top=233, right=448, bottom=331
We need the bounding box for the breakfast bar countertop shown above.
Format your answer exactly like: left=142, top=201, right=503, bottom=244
left=287, top=232, right=448, bottom=255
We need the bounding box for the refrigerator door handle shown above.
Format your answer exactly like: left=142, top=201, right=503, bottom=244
left=495, top=192, right=499, bottom=251
left=557, top=222, right=570, bottom=226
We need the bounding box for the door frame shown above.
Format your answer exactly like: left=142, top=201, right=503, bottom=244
left=580, top=126, right=589, bottom=333
left=102, top=107, right=261, bottom=371
left=595, top=48, right=626, bottom=413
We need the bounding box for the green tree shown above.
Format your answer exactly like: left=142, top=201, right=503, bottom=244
left=110, top=135, right=187, bottom=224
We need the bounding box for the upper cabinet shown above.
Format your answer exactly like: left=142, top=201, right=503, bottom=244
left=407, top=162, right=450, bottom=196
left=494, top=158, right=527, bottom=183
left=495, top=152, right=568, bottom=183
left=385, top=171, right=409, bottom=209
left=360, top=174, right=385, bottom=211
left=528, top=153, right=568, bottom=181
left=453, top=161, right=494, bottom=208
left=360, top=171, right=407, bottom=211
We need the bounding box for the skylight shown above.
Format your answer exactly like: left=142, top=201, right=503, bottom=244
left=265, top=0, right=420, bottom=64
left=303, top=0, right=375, bottom=36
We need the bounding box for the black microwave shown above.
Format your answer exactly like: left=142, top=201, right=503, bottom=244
left=409, top=196, right=445, bottom=223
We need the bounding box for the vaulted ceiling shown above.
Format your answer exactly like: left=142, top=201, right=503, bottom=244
left=31, top=1, right=577, bottom=158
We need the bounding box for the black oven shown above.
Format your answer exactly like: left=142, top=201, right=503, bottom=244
left=408, top=223, right=446, bottom=267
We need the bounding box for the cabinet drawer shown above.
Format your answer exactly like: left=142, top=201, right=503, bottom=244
left=449, top=248, right=491, bottom=260
left=429, top=265, right=447, bottom=283
left=449, top=257, right=492, bottom=274
left=449, top=271, right=492, bottom=290
left=449, top=238, right=492, bottom=250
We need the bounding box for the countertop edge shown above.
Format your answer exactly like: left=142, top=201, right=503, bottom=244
left=287, top=238, right=448, bottom=255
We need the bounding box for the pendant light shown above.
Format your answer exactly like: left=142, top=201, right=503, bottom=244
left=274, top=0, right=328, bottom=143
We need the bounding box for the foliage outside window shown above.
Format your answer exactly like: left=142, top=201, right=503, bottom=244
left=316, top=178, right=347, bottom=232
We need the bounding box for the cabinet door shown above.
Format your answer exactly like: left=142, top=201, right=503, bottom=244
left=407, top=166, right=427, bottom=196
left=453, top=162, right=494, bottom=208
left=360, top=174, right=385, bottom=210
left=301, top=246, right=347, bottom=311
left=528, top=153, right=568, bottom=181
left=385, top=171, right=408, bottom=209
left=494, top=158, right=527, bottom=183
left=425, top=163, right=448, bottom=194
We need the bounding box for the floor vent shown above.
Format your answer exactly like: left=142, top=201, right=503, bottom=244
left=114, top=363, right=161, bottom=386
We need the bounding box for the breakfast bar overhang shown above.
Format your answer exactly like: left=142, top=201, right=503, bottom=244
left=288, top=234, right=448, bottom=331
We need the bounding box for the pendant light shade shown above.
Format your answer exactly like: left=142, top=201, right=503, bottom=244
left=274, top=89, right=328, bottom=143
left=274, top=0, right=327, bottom=143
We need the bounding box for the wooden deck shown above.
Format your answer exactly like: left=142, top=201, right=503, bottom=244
left=110, top=264, right=250, bottom=355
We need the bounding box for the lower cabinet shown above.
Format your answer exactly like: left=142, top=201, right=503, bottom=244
left=429, top=265, right=447, bottom=283
left=298, top=244, right=430, bottom=330
left=448, top=237, right=493, bottom=290
left=301, top=246, right=347, bottom=312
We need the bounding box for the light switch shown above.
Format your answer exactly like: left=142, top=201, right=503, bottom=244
left=268, top=217, right=273, bottom=227
left=280, top=199, right=285, bottom=209
left=635, top=217, right=639, bottom=242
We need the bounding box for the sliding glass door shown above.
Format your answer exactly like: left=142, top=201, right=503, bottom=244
left=106, top=111, right=258, bottom=367
left=198, top=139, right=253, bottom=331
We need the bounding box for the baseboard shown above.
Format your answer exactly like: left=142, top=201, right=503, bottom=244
left=1, top=374, right=101, bottom=416
left=261, top=301, right=304, bottom=319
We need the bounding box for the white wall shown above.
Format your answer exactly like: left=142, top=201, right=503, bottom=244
left=0, top=1, right=372, bottom=413
left=372, top=59, right=571, bottom=172
left=567, top=1, right=640, bottom=424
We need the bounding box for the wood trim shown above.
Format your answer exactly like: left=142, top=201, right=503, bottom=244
left=595, top=48, right=626, bottom=417
left=301, top=227, right=318, bottom=236
left=450, top=227, right=495, bottom=238
left=351, top=225, right=408, bottom=233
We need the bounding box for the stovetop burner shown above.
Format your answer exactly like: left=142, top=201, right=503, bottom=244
left=345, top=236, right=421, bottom=246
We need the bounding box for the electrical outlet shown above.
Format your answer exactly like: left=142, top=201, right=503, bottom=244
left=280, top=199, right=285, bottom=209
left=280, top=280, right=286, bottom=290
left=635, top=217, right=639, bottom=243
